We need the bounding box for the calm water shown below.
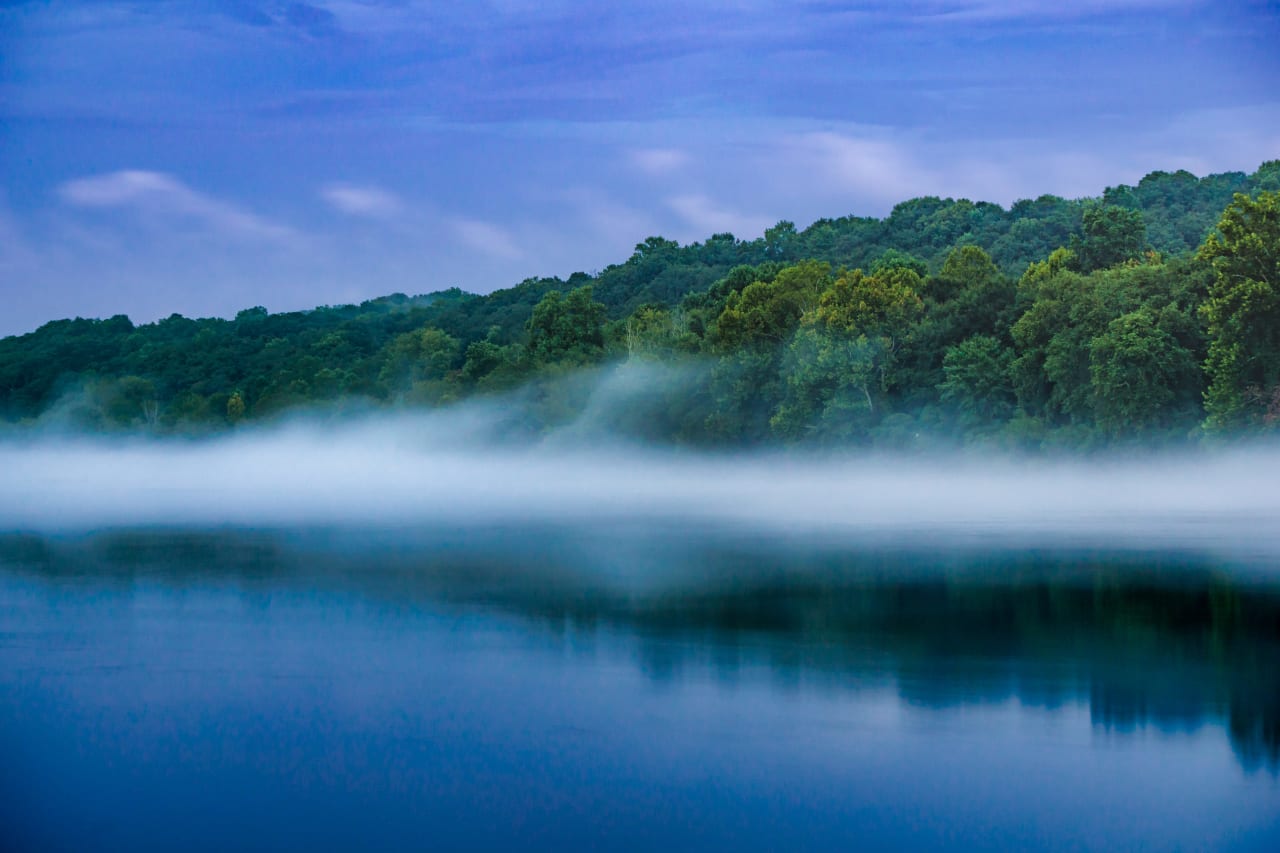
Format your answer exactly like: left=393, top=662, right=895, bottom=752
left=1, top=527, right=1278, bottom=851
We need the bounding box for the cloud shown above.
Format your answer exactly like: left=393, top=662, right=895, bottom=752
left=59, top=170, right=297, bottom=243
left=630, top=147, right=690, bottom=176
left=784, top=132, right=931, bottom=204
left=215, top=1, right=339, bottom=36
left=1157, top=104, right=1280, bottom=171
left=283, top=2, right=338, bottom=37
left=666, top=194, right=771, bottom=240
left=554, top=186, right=658, bottom=257
left=450, top=217, right=523, bottom=260
left=320, top=183, right=403, bottom=218
left=901, top=0, right=1201, bottom=23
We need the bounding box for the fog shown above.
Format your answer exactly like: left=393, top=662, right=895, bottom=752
left=2, top=405, right=1279, bottom=568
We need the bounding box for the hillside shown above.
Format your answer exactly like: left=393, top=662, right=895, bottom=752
left=2, top=161, right=1278, bottom=449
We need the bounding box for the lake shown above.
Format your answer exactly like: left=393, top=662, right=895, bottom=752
left=1, top=525, right=1277, bottom=851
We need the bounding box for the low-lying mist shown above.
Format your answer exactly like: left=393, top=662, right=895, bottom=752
left=3, top=379, right=1280, bottom=568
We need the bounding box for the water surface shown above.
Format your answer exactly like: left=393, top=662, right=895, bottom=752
left=1, top=527, right=1278, bottom=851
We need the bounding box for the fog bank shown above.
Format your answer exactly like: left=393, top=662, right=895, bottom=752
left=1, top=412, right=1278, bottom=563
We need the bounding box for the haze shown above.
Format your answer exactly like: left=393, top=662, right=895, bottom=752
left=4, top=406, right=1278, bottom=566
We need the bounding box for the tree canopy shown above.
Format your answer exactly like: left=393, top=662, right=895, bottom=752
left=3, top=161, right=1278, bottom=450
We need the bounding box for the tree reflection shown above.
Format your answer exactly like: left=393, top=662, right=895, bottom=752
left=3, top=528, right=1277, bottom=772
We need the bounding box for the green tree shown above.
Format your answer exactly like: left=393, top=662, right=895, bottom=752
left=898, top=246, right=1013, bottom=405
left=1199, top=191, right=1280, bottom=430
left=378, top=327, right=461, bottom=401
left=815, top=267, right=923, bottom=341
left=870, top=249, right=928, bottom=277
left=939, top=336, right=1016, bottom=426
left=928, top=245, right=1015, bottom=340
left=621, top=305, right=693, bottom=360
left=1074, top=203, right=1147, bottom=272
left=226, top=391, right=246, bottom=424
left=771, top=327, right=882, bottom=441
left=461, top=339, right=510, bottom=385
left=1089, top=309, right=1199, bottom=436
left=703, top=262, right=833, bottom=442
left=764, top=220, right=798, bottom=260
left=98, top=375, right=161, bottom=428
left=1010, top=267, right=1103, bottom=425
left=527, top=285, right=608, bottom=364
left=771, top=265, right=923, bottom=439
left=715, top=261, right=832, bottom=350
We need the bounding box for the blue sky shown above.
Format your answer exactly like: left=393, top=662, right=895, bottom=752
left=1, top=0, right=1277, bottom=336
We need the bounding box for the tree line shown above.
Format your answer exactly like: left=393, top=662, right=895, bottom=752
left=2, top=162, right=1278, bottom=449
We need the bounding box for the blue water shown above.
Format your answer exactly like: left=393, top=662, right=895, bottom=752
left=1, top=529, right=1278, bottom=851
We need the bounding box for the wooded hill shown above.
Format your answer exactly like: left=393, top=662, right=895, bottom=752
left=3, top=162, right=1278, bottom=449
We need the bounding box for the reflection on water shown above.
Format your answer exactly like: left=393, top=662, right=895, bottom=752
left=1, top=527, right=1279, bottom=851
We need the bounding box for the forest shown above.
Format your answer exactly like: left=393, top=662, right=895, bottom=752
left=2, top=162, right=1278, bottom=450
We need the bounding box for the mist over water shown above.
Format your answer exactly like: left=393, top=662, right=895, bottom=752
left=2, top=405, right=1280, bottom=570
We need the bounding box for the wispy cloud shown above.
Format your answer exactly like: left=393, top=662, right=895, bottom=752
left=215, top=1, right=340, bottom=37
left=667, top=194, right=771, bottom=240
left=450, top=217, right=523, bottom=260
left=557, top=186, right=658, bottom=255
left=59, top=170, right=297, bottom=243
left=788, top=132, right=930, bottom=204
left=320, top=183, right=403, bottom=218
left=282, top=2, right=338, bottom=37
left=630, top=147, right=690, bottom=176
left=901, top=0, right=1201, bottom=23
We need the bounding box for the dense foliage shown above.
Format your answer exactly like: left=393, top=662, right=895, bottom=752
left=3, top=161, right=1278, bottom=449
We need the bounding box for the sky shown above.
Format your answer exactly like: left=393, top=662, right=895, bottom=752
left=1, top=0, right=1278, bottom=337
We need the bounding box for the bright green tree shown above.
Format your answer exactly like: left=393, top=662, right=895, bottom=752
left=815, top=267, right=923, bottom=341
left=1199, top=191, right=1280, bottom=430
left=714, top=261, right=832, bottom=350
